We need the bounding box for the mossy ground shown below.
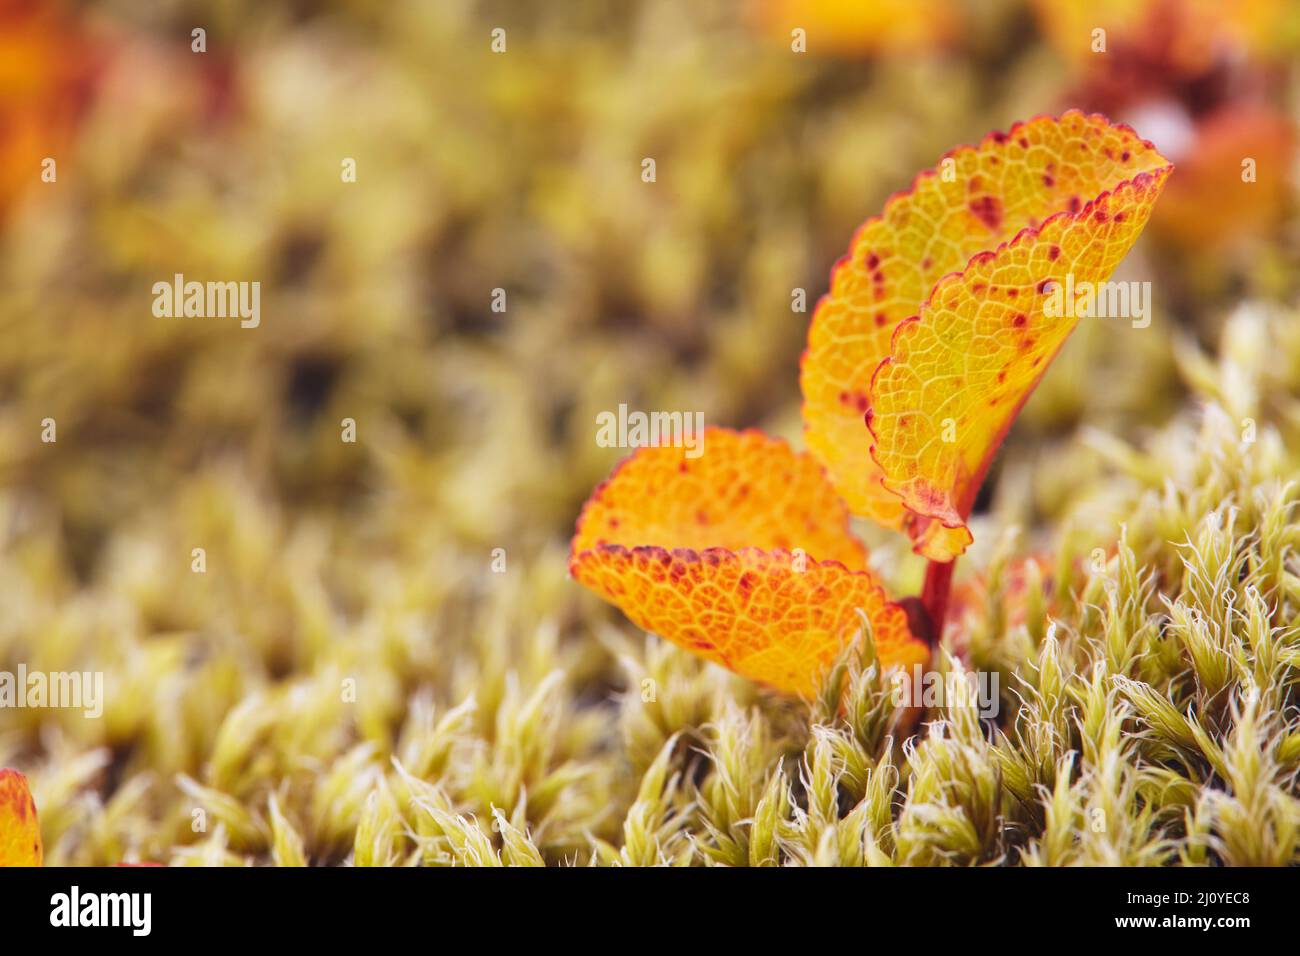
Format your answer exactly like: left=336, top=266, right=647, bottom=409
left=2, top=1, right=1299, bottom=865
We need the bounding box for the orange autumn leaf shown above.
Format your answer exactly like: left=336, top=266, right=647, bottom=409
left=573, top=546, right=927, bottom=698
left=1152, top=107, right=1293, bottom=249
left=572, top=426, right=867, bottom=568
left=0, top=1, right=97, bottom=216
left=802, top=112, right=1163, bottom=531
left=863, top=113, right=1171, bottom=561
left=570, top=427, right=928, bottom=697
left=0, top=769, right=42, bottom=867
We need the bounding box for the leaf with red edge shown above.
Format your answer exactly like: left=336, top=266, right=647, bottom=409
left=863, top=112, right=1172, bottom=560
left=0, top=769, right=42, bottom=867
left=569, top=427, right=928, bottom=696
left=572, top=426, right=867, bottom=568
left=804, top=112, right=1167, bottom=535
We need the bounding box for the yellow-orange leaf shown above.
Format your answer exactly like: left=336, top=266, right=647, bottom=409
left=803, top=112, right=1170, bottom=535
left=0, top=769, right=42, bottom=867
left=868, top=113, right=1172, bottom=560
left=572, top=546, right=927, bottom=698
left=570, top=428, right=928, bottom=696
left=572, top=426, right=867, bottom=569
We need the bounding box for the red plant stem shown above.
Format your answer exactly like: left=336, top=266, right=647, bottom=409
left=920, top=559, right=956, bottom=645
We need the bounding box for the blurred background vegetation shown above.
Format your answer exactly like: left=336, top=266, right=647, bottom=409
left=0, top=0, right=1298, bottom=863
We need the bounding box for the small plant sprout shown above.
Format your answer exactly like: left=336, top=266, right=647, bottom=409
left=571, top=112, right=1170, bottom=699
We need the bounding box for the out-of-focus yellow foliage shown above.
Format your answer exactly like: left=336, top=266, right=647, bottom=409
left=0, top=0, right=1295, bottom=866
left=1032, top=0, right=1300, bottom=72
left=752, top=0, right=958, bottom=56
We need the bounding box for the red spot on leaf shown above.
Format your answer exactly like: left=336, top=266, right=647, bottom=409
left=969, top=195, right=1003, bottom=231
left=839, top=390, right=870, bottom=413
left=915, top=482, right=948, bottom=510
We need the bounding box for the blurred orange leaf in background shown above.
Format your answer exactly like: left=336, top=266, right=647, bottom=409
left=1032, top=0, right=1296, bottom=252
left=1151, top=107, right=1292, bottom=250
left=0, top=0, right=98, bottom=216
left=0, top=769, right=42, bottom=867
